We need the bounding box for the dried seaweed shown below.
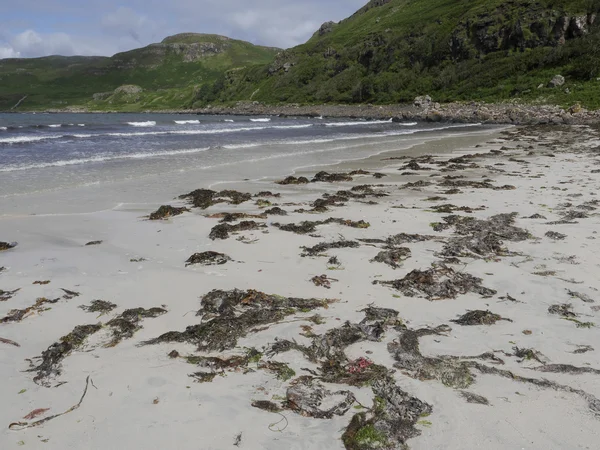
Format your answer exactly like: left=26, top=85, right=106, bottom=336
left=1, top=297, right=61, bottom=323
left=28, top=325, right=102, bottom=386
left=374, top=264, right=497, bottom=300
left=252, top=401, right=282, bottom=413
left=438, top=179, right=516, bottom=190
left=141, top=289, right=334, bottom=352
left=0, top=288, right=19, bottom=302
left=567, top=290, right=595, bottom=303
left=259, top=361, right=296, bottom=381
left=179, top=188, right=252, bottom=209
left=148, top=205, right=189, bottom=220
left=209, top=221, right=266, bottom=240
left=546, top=231, right=567, bottom=240
left=0, top=337, right=20, bottom=347
left=0, top=241, right=16, bottom=251
left=265, top=207, right=287, bottom=216
left=371, top=248, right=411, bottom=269
left=311, top=275, right=338, bottom=289
left=451, top=310, right=512, bottom=326
left=105, top=307, right=167, bottom=348
left=210, top=212, right=266, bottom=223
left=548, top=303, right=577, bottom=318
left=312, top=171, right=353, bottom=183
left=532, top=364, right=600, bottom=375
left=459, top=391, right=489, bottom=405
left=85, top=241, right=103, bottom=246
left=61, top=288, right=80, bottom=300
left=276, top=176, right=310, bottom=185
left=285, top=376, right=356, bottom=418
left=274, top=218, right=370, bottom=235
left=79, top=300, right=117, bottom=314
left=185, top=251, right=232, bottom=266
left=301, top=240, right=360, bottom=257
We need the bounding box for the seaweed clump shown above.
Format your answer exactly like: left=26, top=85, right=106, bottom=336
left=301, top=240, right=360, bottom=257
left=276, top=176, right=309, bottom=185
left=28, top=324, right=102, bottom=386
left=1, top=297, right=60, bottom=323
left=374, top=264, right=497, bottom=300
left=186, top=252, right=232, bottom=266
left=209, top=221, right=266, bottom=240
left=450, top=310, right=512, bottom=326
left=312, top=171, right=353, bottom=183
left=286, top=376, right=356, bottom=418
left=79, top=300, right=117, bottom=314
left=148, top=205, right=189, bottom=220
left=265, top=207, right=287, bottom=216
left=0, top=242, right=16, bottom=251
left=179, top=189, right=252, bottom=209
left=371, top=248, right=411, bottom=269
left=0, top=288, right=19, bottom=302
left=142, top=289, right=334, bottom=352
left=274, top=218, right=370, bottom=235
left=105, top=307, right=167, bottom=348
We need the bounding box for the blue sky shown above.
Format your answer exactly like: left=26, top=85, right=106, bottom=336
left=0, top=0, right=367, bottom=58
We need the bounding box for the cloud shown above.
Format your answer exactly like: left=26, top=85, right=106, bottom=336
left=101, top=7, right=156, bottom=44
left=0, top=30, right=105, bottom=58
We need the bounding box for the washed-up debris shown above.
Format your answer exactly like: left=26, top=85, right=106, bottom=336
left=265, top=207, right=287, bottom=216
left=259, top=361, right=296, bottom=381
left=0, top=267, right=5, bottom=273
left=349, top=169, right=370, bottom=176
left=459, top=391, right=490, bottom=405
left=1, top=297, right=61, bottom=323
left=286, top=376, right=356, bottom=418
left=0, top=242, right=16, bottom=251
left=301, top=240, right=360, bottom=257
left=374, top=264, right=497, bottom=300
left=371, top=248, right=411, bottom=269
left=179, top=189, right=252, bottom=209
left=186, top=252, right=232, bottom=266
left=28, top=325, right=102, bottom=385
left=142, top=289, right=334, bottom=352
left=451, top=310, right=511, bottom=326
left=0, top=337, right=20, bottom=347
left=0, top=288, right=19, bottom=302
left=525, top=214, right=547, bottom=219
left=430, top=204, right=484, bottom=214
left=311, top=275, right=338, bottom=289
left=273, top=218, right=370, bottom=235
left=148, top=205, right=189, bottom=220
left=10, top=376, right=92, bottom=430
left=254, top=191, right=281, bottom=198
left=189, top=372, right=217, bottom=383
left=438, top=179, right=516, bottom=190
left=23, top=408, right=51, bottom=420
left=572, top=345, right=594, bottom=354
left=85, top=241, right=103, bottom=246
left=33, top=280, right=50, bottom=285
left=546, top=231, right=567, bottom=240
left=533, top=364, right=600, bottom=375
left=567, top=290, right=595, bottom=303
left=561, top=210, right=589, bottom=221
left=549, top=303, right=577, bottom=318
left=276, top=176, right=310, bottom=185
left=79, top=300, right=117, bottom=314
left=373, top=173, right=387, bottom=179
left=209, top=212, right=266, bottom=223
left=439, top=213, right=530, bottom=258
left=312, top=171, right=353, bottom=183
left=401, top=160, right=433, bottom=171
left=400, top=180, right=433, bottom=190
left=385, top=233, right=438, bottom=247
left=252, top=400, right=282, bottom=413
left=342, top=377, right=433, bottom=450
left=61, top=288, right=80, bottom=300
left=255, top=199, right=272, bottom=208
left=105, top=307, right=167, bottom=348
left=209, top=221, right=266, bottom=240
left=512, top=347, right=547, bottom=364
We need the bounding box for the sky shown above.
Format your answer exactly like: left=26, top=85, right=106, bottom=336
left=0, top=0, right=367, bottom=59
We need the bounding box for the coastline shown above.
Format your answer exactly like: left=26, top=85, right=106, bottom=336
left=1, top=124, right=599, bottom=449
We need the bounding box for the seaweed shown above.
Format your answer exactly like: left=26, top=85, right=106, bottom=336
left=0, top=241, right=16, bottom=251
left=179, top=189, right=252, bottom=209
left=254, top=191, right=281, bottom=198
left=400, top=180, right=433, bottom=190
left=276, top=176, right=310, bottom=185
left=0, top=288, right=19, bottom=302
left=79, top=300, right=117, bottom=314
left=374, top=264, right=497, bottom=300
left=301, top=240, right=360, bottom=257
left=548, top=303, right=577, bottom=318
left=105, top=307, right=167, bottom=348
left=274, top=218, right=370, bottom=235
left=252, top=401, right=282, bottom=413
left=255, top=199, right=272, bottom=208
left=209, top=221, right=266, bottom=240
left=312, top=171, right=353, bottom=183
left=259, top=361, right=296, bottom=381
left=185, top=251, right=232, bottom=266
left=533, top=364, right=600, bottom=375
left=148, top=205, right=189, bottom=220
left=285, top=376, right=356, bottom=419
left=265, top=207, right=287, bottom=216
left=28, top=324, right=102, bottom=386
left=438, top=179, right=516, bottom=190
left=209, top=212, right=266, bottom=223
left=61, top=288, right=80, bottom=300
left=1, top=297, right=61, bottom=323
left=141, top=289, right=334, bottom=352
left=371, top=248, right=411, bottom=269
left=311, top=275, right=338, bottom=289
left=451, top=310, right=512, bottom=326
left=459, top=391, right=490, bottom=405
left=430, top=204, right=484, bottom=214
left=189, top=372, right=217, bottom=383
left=85, top=241, right=103, bottom=246
left=33, top=280, right=51, bottom=285
left=385, top=233, right=437, bottom=247
left=546, top=231, right=567, bottom=240
left=567, top=290, right=595, bottom=303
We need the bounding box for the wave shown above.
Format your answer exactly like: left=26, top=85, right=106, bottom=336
left=77, top=124, right=85, bottom=127
left=250, top=118, right=271, bottom=122
left=0, top=147, right=211, bottom=172
left=0, top=135, right=64, bottom=144
left=174, top=120, right=201, bottom=125
left=224, top=119, right=234, bottom=122
left=0, top=127, right=6, bottom=131
left=324, top=119, right=393, bottom=127
left=399, top=122, right=418, bottom=126
left=48, top=124, right=62, bottom=128
left=127, top=121, right=156, bottom=127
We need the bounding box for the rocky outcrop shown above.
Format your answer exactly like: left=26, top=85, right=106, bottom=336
left=318, top=22, right=336, bottom=36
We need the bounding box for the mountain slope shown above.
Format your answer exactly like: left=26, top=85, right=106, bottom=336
left=0, top=34, right=280, bottom=111
left=209, top=0, right=600, bottom=108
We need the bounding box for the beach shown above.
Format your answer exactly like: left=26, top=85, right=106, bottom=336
left=1, top=121, right=599, bottom=449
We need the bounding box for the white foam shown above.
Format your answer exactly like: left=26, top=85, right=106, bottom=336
left=0, top=135, right=63, bottom=144
left=48, top=124, right=62, bottom=128
left=399, top=122, right=418, bottom=126
left=77, top=124, right=85, bottom=127
left=250, top=118, right=271, bottom=122
left=174, top=120, right=201, bottom=125
left=0, top=127, right=6, bottom=131
left=0, top=147, right=211, bottom=172
left=127, top=121, right=156, bottom=127
left=224, top=119, right=235, bottom=122
left=324, top=119, right=392, bottom=127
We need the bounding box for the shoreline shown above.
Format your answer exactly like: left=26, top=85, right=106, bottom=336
left=5, top=101, right=600, bottom=126
left=1, top=124, right=599, bottom=449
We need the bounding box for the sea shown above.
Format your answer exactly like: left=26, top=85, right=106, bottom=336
left=0, top=112, right=487, bottom=214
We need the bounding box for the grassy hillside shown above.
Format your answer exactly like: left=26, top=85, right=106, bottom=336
left=209, top=0, right=600, bottom=109
left=0, top=34, right=280, bottom=111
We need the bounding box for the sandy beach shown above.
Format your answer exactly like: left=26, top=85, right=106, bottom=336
left=1, top=124, right=599, bottom=449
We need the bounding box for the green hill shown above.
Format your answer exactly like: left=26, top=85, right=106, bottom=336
left=0, top=33, right=280, bottom=111
left=208, top=0, right=600, bottom=109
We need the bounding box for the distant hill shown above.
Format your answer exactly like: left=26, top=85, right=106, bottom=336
left=0, top=33, right=280, bottom=111
left=209, top=0, right=600, bottom=109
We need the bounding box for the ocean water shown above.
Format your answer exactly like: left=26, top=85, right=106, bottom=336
left=0, top=112, right=486, bottom=213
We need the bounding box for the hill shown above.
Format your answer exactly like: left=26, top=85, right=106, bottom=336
left=207, top=0, right=600, bottom=109
left=0, top=33, right=280, bottom=111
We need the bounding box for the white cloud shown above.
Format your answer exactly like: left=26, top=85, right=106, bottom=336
left=101, top=7, right=156, bottom=43
left=0, top=46, right=20, bottom=58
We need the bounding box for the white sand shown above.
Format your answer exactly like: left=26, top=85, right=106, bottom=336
left=1, top=125, right=599, bottom=449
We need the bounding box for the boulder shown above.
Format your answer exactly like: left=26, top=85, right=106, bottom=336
left=318, top=21, right=335, bottom=36
left=548, top=75, right=565, bottom=88
left=414, top=95, right=433, bottom=108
